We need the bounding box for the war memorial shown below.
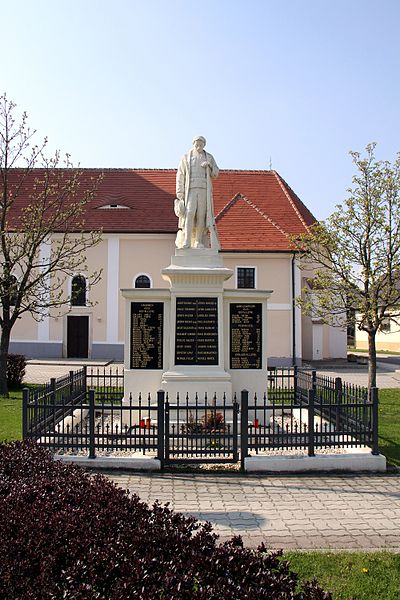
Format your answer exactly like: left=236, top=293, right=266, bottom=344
left=22, top=137, right=385, bottom=473
left=122, top=135, right=271, bottom=404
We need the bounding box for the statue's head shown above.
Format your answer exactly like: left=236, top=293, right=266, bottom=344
left=192, top=135, right=206, bottom=153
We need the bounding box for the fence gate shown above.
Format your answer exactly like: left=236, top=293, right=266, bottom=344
left=164, top=395, right=239, bottom=464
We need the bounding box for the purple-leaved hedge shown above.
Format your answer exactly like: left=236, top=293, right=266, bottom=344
left=0, top=442, right=332, bottom=599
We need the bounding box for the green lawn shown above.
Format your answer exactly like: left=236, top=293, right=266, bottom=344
left=348, top=346, right=400, bottom=356
left=0, top=389, right=22, bottom=442
left=377, top=389, right=400, bottom=466
left=285, top=551, right=400, bottom=600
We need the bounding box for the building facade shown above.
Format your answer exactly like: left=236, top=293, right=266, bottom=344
left=7, top=169, right=347, bottom=365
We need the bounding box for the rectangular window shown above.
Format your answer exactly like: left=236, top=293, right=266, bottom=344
left=237, top=267, right=255, bottom=289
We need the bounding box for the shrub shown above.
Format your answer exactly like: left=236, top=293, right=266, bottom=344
left=6, top=353, right=26, bottom=387
left=202, top=409, right=225, bottom=431
left=0, top=441, right=332, bottom=599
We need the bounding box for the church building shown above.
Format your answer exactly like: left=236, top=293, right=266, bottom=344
left=8, top=168, right=346, bottom=365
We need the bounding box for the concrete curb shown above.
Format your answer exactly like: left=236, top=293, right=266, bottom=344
left=54, top=455, right=161, bottom=471
left=245, top=450, right=386, bottom=473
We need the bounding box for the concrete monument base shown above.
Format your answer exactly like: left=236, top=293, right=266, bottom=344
left=121, top=136, right=272, bottom=424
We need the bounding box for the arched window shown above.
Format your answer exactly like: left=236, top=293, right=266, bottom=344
left=135, top=275, right=151, bottom=288
left=71, top=275, right=87, bottom=306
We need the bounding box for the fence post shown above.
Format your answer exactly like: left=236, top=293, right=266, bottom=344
left=88, top=389, right=96, bottom=459
left=308, top=389, right=315, bottom=457
left=335, top=377, right=342, bottom=431
left=293, top=365, right=298, bottom=401
left=312, top=370, right=317, bottom=391
left=69, top=370, right=74, bottom=398
left=371, top=387, right=379, bottom=456
left=164, top=395, right=170, bottom=464
left=50, top=377, right=56, bottom=405
left=233, top=397, right=239, bottom=463
left=157, top=390, right=165, bottom=467
left=83, top=365, right=88, bottom=394
left=240, top=390, right=249, bottom=471
left=22, top=387, right=29, bottom=439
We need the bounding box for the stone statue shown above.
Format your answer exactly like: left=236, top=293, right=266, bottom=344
left=175, top=136, right=220, bottom=250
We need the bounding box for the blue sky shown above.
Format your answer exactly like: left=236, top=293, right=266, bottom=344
left=2, top=0, right=399, bottom=219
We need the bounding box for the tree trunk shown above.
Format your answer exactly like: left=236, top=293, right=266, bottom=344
left=0, top=325, right=11, bottom=397
left=367, top=331, right=377, bottom=389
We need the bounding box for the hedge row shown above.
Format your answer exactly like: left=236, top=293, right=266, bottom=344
left=6, top=353, right=26, bottom=387
left=0, top=442, right=332, bottom=599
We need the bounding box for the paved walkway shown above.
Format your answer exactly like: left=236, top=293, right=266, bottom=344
left=108, top=472, right=400, bottom=550
left=24, top=360, right=124, bottom=384
left=23, top=358, right=400, bottom=387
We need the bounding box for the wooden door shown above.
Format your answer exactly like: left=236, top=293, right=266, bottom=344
left=67, top=316, right=89, bottom=358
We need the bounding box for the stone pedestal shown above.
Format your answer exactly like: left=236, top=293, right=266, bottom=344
left=160, top=248, right=233, bottom=401
left=121, top=247, right=272, bottom=418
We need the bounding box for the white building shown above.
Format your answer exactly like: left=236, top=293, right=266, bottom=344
left=8, top=168, right=346, bottom=364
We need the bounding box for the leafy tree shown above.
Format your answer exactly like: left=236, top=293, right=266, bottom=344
left=293, top=143, right=400, bottom=389
left=0, top=94, right=102, bottom=395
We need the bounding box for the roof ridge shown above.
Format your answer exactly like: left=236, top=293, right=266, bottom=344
left=215, top=193, right=242, bottom=221
left=8, top=167, right=275, bottom=174
left=272, top=170, right=310, bottom=231
left=218, top=194, right=290, bottom=239
left=241, top=196, right=290, bottom=238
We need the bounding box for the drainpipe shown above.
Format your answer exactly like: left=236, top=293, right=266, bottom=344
left=291, top=253, right=296, bottom=366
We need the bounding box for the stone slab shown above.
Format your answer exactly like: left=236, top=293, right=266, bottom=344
left=54, top=455, right=161, bottom=471
left=245, top=450, right=386, bottom=472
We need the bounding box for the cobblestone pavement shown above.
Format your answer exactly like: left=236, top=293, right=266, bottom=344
left=309, top=363, right=400, bottom=388
left=24, top=360, right=124, bottom=384
left=107, top=472, right=400, bottom=550
left=24, top=359, right=400, bottom=387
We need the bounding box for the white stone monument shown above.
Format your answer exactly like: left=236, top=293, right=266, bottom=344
left=122, top=137, right=272, bottom=413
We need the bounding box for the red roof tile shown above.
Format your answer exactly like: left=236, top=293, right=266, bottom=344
left=4, top=169, right=315, bottom=251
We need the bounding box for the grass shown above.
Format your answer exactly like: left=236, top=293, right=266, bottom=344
left=0, top=389, right=22, bottom=442
left=348, top=346, right=400, bottom=355
left=285, top=551, right=400, bottom=600
left=377, top=389, right=400, bottom=466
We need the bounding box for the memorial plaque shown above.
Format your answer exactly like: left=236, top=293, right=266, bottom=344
left=130, top=302, right=163, bottom=369
left=230, top=303, right=262, bottom=369
left=175, top=297, right=218, bottom=365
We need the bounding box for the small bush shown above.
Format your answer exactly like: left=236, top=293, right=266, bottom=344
left=6, top=353, right=26, bottom=387
left=0, top=441, right=332, bottom=599
left=202, top=409, right=225, bottom=431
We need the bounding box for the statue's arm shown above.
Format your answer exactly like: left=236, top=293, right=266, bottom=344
left=208, top=153, right=219, bottom=179
left=176, top=157, right=186, bottom=200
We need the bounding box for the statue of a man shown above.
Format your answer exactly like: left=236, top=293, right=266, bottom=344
left=175, top=136, right=220, bottom=249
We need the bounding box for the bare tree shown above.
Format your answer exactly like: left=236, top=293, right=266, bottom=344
left=0, top=94, right=102, bottom=395
left=293, top=143, right=400, bottom=389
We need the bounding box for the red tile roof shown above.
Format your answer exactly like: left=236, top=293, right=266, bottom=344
left=5, top=169, right=315, bottom=251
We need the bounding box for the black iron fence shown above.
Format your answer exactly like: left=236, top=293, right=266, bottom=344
left=165, top=394, right=239, bottom=463
left=23, top=367, right=379, bottom=465
left=245, top=367, right=378, bottom=467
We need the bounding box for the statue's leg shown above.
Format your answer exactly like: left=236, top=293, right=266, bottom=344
left=194, top=190, right=207, bottom=248
left=183, top=190, right=196, bottom=248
